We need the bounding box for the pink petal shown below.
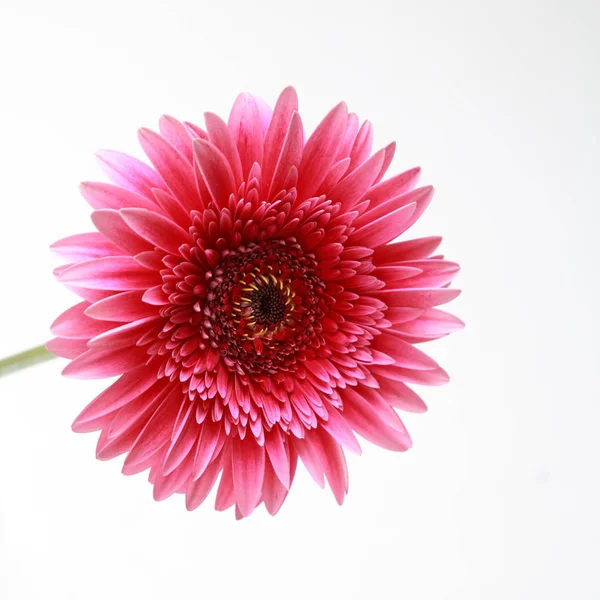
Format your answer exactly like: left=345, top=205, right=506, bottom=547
left=186, top=452, right=224, bottom=511
left=58, top=256, right=160, bottom=291
left=138, top=128, right=200, bottom=213
left=120, top=207, right=190, bottom=255
left=292, top=437, right=325, bottom=488
left=87, top=316, right=160, bottom=349
left=321, top=406, right=362, bottom=455
left=362, top=167, right=421, bottom=206
left=215, top=452, right=236, bottom=511
left=350, top=202, right=417, bottom=247
left=232, top=435, right=265, bottom=517
left=375, top=266, right=423, bottom=284
left=347, top=120, right=373, bottom=172
left=228, top=93, right=265, bottom=179
left=192, top=419, right=223, bottom=480
left=204, top=112, right=244, bottom=187
left=91, top=209, right=154, bottom=256
left=262, top=86, right=299, bottom=192
left=193, top=139, right=236, bottom=208
left=328, top=148, right=385, bottom=210
left=311, top=431, right=348, bottom=505
left=79, top=181, right=158, bottom=211
left=96, top=150, right=165, bottom=199
left=373, top=236, right=442, bottom=264
left=262, top=459, right=289, bottom=516
left=264, top=428, right=291, bottom=489
left=355, top=186, right=433, bottom=229
left=123, top=386, right=184, bottom=468
left=372, top=364, right=450, bottom=386
left=153, top=453, right=194, bottom=501
left=341, top=388, right=411, bottom=451
left=51, top=301, right=117, bottom=339
left=142, top=285, right=169, bottom=306
left=84, top=290, right=159, bottom=322
left=151, top=188, right=191, bottom=228
left=395, top=308, right=465, bottom=335
left=336, top=113, right=359, bottom=161
left=50, top=233, right=122, bottom=262
left=373, top=142, right=396, bottom=184
left=46, top=337, right=88, bottom=359
left=163, top=406, right=199, bottom=475
left=268, top=111, right=304, bottom=200
left=374, top=287, right=461, bottom=308
left=375, top=377, right=428, bottom=413
left=62, top=345, right=151, bottom=379
left=298, top=102, right=348, bottom=200
left=372, top=333, right=440, bottom=370
left=384, top=307, right=424, bottom=324
left=159, top=115, right=194, bottom=163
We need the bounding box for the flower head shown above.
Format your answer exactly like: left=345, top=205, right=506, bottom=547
left=49, top=87, right=462, bottom=518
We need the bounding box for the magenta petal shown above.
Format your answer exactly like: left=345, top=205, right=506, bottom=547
left=58, top=256, right=159, bottom=291
left=373, top=236, right=443, bottom=264
left=232, top=435, right=265, bottom=517
left=193, top=139, right=236, bottom=208
left=350, top=202, right=417, bottom=247
left=298, top=102, right=348, bottom=200
left=268, top=111, right=304, bottom=200
left=374, top=287, right=461, bottom=308
left=79, top=181, right=159, bottom=212
left=192, top=419, right=223, bottom=480
left=158, top=115, right=194, bottom=163
left=373, top=333, right=440, bottom=370
left=263, top=86, right=299, bottom=193
left=356, top=186, right=433, bottom=229
left=347, top=120, right=373, bottom=172
left=51, top=301, right=117, bottom=339
left=204, top=112, right=244, bottom=187
left=293, top=437, right=325, bottom=488
left=96, top=150, right=165, bottom=199
left=363, top=167, right=421, bottom=206
left=262, top=459, right=289, bottom=516
left=50, top=232, right=122, bottom=262
left=186, top=452, right=224, bottom=511
left=312, top=430, right=348, bottom=505
left=63, top=345, right=151, bottom=380
left=138, top=127, right=200, bottom=214
left=321, top=407, right=362, bottom=455
left=341, top=389, right=411, bottom=451
left=120, top=207, right=189, bottom=255
left=87, top=316, right=160, bottom=349
left=85, top=290, right=158, bottom=322
left=124, top=387, right=184, bottom=468
left=373, top=142, right=396, bottom=184
left=228, top=93, right=265, bottom=179
left=329, top=148, right=385, bottom=210
left=264, top=428, right=291, bottom=489
left=396, top=308, right=465, bottom=335
left=376, top=378, right=428, bottom=413
left=91, top=209, right=154, bottom=256
left=215, top=452, right=236, bottom=511
left=46, top=337, right=88, bottom=359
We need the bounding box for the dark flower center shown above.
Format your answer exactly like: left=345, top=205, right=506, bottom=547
left=203, top=239, right=327, bottom=375
left=249, top=282, right=287, bottom=326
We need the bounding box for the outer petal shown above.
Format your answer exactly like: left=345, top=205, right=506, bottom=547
left=228, top=93, right=265, bottom=179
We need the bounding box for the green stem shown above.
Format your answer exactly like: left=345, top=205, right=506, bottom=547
left=0, top=345, right=57, bottom=378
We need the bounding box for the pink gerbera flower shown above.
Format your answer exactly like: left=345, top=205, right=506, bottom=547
left=48, top=87, right=463, bottom=518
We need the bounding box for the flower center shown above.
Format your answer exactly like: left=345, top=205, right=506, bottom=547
left=248, top=280, right=288, bottom=327
left=203, top=239, right=327, bottom=375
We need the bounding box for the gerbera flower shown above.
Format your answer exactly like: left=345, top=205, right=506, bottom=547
left=48, top=87, right=462, bottom=518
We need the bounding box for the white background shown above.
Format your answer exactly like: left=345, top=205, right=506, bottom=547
left=0, top=0, right=598, bottom=598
